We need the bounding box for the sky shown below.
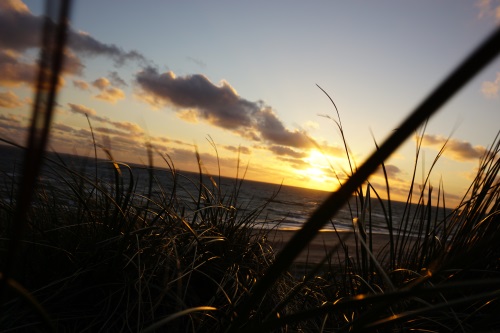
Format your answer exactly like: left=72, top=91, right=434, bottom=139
left=0, top=0, right=499, bottom=206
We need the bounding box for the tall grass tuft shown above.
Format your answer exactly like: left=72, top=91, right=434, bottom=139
left=230, top=101, right=500, bottom=332
left=0, top=141, right=292, bottom=331
left=230, top=26, right=500, bottom=332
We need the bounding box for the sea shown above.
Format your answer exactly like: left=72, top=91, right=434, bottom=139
left=0, top=144, right=454, bottom=236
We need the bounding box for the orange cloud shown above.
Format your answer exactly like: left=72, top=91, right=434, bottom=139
left=0, top=49, right=79, bottom=89
left=92, top=77, right=125, bottom=103
left=0, top=0, right=30, bottom=13
left=0, top=90, right=23, bottom=108
left=67, top=102, right=143, bottom=137
left=111, top=121, right=143, bottom=134
left=0, top=50, right=36, bottom=87
left=476, top=0, right=500, bottom=22
left=481, top=72, right=500, bottom=98
left=73, top=79, right=90, bottom=91
left=223, top=145, right=251, bottom=155
left=177, top=109, right=199, bottom=123
left=92, top=77, right=110, bottom=90
left=95, top=86, right=125, bottom=103
left=68, top=103, right=97, bottom=117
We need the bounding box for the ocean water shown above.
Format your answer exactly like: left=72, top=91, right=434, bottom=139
left=0, top=144, right=453, bottom=235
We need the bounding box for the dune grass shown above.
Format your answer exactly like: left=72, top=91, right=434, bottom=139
left=1, top=119, right=499, bottom=332
left=0, top=140, right=291, bottom=331
left=1, top=1, right=500, bottom=332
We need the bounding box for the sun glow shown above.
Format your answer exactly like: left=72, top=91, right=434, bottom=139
left=296, top=149, right=335, bottom=188
left=306, top=150, right=331, bottom=168
left=302, top=167, right=327, bottom=183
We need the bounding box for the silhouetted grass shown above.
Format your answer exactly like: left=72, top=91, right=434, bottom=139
left=1, top=1, right=500, bottom=331
left=2, top=100, right=499, bottom=333
left=0, top=138, right=299, bottom=331
left=230, top=25, right=500, bottom=333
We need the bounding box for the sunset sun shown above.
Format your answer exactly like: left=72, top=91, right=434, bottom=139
left=296, top=149, right=334, bottom=188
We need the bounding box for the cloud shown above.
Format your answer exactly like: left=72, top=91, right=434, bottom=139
left=62, top=49, right=85, bottom=76
left=481, top=72, right=500, bottom=98
left=136, top=68, right=256, bottom=128
left=0, top=1, right=146, bottom=64
left=0, top=113, right=24, bottom=129
left=108, top=71, right=128, bottom=87
left=111, top=121, right=142, bottom=134
left=0, top=112, right=28, bottom=144
left=476, top=0, right=500, bottom=23
left=95, top=86, right=125, bottom=103
left=52, top=122, right=75, bottom=134
left=257, top=108, right=312, bottom=148
left=0, top=1, right=40, bottom=52
left=177, top=109, right=198, bottom=123
left=0, top=90, right=23, bottom=108
left=0, top=45, right=83, bottom=89
left=136, top=67, right=314, bottom=150
left=420, top=134, right=486, bottom=161
left=186, top=56, right=206, bottom=68
left=94, top=127, right=130, bottom=136
left=91, top=77, right=125, bottom=103
left=268, top=145, right=307, bottom=158
left=67, top=102, right=142, bottom=135
left=384, top=164, right=402, bottom=178
left=150, top=135, right=193, bottom=148
left=373, top=164, right=403, bottom=180
left=275, top=156, right=309, bottom=170
left=68, top=103, right=97, bottom=117
left=223, top=145, right=251, bottom=155
left=0, top=48, right=83, bottom=89
left=73, top=79, right=90, bottom=91
left=69, top=30, right=147, bottom=66
left=0, top=0, right=29, bottom=13
left=0, top=50, right=37, bottom=86
left=0, top=0, right=147, bottom=81
left=92, top=77, right=110, bottom=90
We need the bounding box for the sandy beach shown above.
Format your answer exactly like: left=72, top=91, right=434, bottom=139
left=265, top=229, right=393, bottom=264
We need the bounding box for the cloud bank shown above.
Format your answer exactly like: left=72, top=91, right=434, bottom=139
left=0, top=0, right=147, bottom=88
left=0, top=0, right=147, bottom=64
left=135, top=67, right=314, bottom=151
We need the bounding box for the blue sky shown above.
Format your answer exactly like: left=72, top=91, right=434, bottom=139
left=1, top=0, right=499, bottom=205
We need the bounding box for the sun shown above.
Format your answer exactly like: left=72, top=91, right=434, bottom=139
left=306, top=149, right=331, bottom=169
left=302, top=167, right=327, bottom=183
left=296, top=149, right=334, bottom=187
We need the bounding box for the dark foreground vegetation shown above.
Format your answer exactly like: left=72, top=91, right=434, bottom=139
left=0, top=130, right=499, bottom=332
left=0, top=1, right=499, bottom=331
